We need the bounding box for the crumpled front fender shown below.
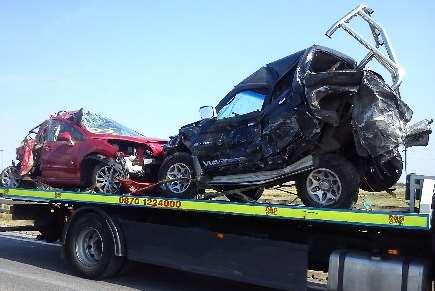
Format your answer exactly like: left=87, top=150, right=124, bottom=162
left=18, top=139, right=37, bottom=176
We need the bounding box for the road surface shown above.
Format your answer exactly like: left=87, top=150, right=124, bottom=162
left=0, top=233, right=325, bottom=291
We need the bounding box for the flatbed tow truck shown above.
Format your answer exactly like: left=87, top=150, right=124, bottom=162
left=0, top=172, right=434, bottom=291
left=0, top=5, right=434, bottom=291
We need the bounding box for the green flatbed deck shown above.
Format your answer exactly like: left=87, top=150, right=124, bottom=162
left=0, top=187, right=431, bottom=231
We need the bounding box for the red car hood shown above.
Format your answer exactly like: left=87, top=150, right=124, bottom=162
left=90, top=133, right=167, bottom=145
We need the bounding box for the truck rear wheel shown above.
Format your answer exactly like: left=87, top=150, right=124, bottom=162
left=296, top=154, right=360, bottom=209
left=65, top=213, right=125, bottom=279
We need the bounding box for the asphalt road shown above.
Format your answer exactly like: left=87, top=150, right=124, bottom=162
left=0, top=234, right=324, bottom=291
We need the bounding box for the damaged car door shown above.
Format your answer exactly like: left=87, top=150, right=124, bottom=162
left=40, top=120, right=85, bottom=186
left=194, top=88, right=267, bottom=173
left=260, top=82, right=306, bottom=162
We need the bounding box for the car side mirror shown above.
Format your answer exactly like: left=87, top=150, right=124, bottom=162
left=199, top=106, right=216, bottom=120
left=58, top=132, right=74, bottom=145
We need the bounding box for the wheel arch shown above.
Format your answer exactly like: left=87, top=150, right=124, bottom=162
left=296, top=153, right=360, bottom=208
left=79, top=153, right=110, bottom=187
left=62, top=206, right=126, bottom=257
left=164, top=135, right=192, bottom=157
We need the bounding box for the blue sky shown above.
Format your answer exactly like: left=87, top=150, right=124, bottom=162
left=0, top=1, right=434, bottom=179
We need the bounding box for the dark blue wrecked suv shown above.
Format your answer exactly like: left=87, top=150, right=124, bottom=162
left=158, top=6, right=432, bottom=209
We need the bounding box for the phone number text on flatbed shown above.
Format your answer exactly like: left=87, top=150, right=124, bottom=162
left=118, top=196, right=182, bottom=209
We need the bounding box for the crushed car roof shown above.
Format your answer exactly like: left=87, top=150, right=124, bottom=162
left=217, top=45, right=357, bottom=111
left=234, top=45, right=356, bottom=90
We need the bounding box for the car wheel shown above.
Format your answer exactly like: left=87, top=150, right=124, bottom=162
left=360, top=155, right=402, bottom=192
left=296, top=154, right=360, bottom=209
left=65, top=213, right=125, bottom=279
left=0, top=166, right=20, bottom=188
left=226, top=188, right=264, bottom=202
left=92, top=163, right=124, bottom=194
left=158, top=152, right=198, bottom=198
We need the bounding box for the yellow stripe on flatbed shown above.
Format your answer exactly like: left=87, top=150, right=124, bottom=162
left=0, top=188, right=430, bottom=230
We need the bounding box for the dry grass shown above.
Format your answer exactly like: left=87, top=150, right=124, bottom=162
left=356, top=184, right=408, bottom=210
left=0, top=200, right=34, bottom=227
left=0, top=219, right=34, bottom=228
left=260, top=183, right=408, bottom=210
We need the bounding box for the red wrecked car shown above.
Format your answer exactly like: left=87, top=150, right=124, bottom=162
left=0, top=109, right=166, bottom=194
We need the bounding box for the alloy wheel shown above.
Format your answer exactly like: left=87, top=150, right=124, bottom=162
left=0, top=166, right=19, bottom=188
left=165, top=163, right=192, bottom=194
left=95, top=165, right=123, bottom=194
left=306, top=168, right=342, bottom=206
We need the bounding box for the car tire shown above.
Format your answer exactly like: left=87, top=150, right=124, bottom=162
left=360, top=155, right=402, bottom=192
left=296, top=154, right=360, bottom=209
left=0, top=166, right=20, bottom=188
left=226, top=188, right=264, bottom=202
left=64, top=213, right=125, bottom=279
left=92, top=163, right=123, bottom=194
left=158, top=152, right=198, bottom=198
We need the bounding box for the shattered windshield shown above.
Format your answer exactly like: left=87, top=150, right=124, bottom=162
left=217, top=90, right=266, bottom=119
left=81, top=112, right=144, bottom=137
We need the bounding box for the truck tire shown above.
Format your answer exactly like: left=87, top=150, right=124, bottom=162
left=226, top=188, right=264, bottom=202
left=296, top=154, right=360, bottom=209
left=65, top=213, right=125, bottom=279
left=158, top=152, right=198, bottom=198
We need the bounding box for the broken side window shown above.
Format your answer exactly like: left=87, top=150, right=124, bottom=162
left=35, top=125, right=47, bottom=144
left=59, top=123, right=84, bottom=141
left=44, top=121, right=83, bottom=142
left=45, top=121, right=61, bottom=142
